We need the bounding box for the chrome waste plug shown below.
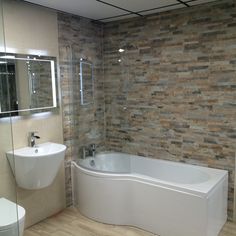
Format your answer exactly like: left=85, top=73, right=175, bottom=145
left=90, top=159, right=95, bottom=167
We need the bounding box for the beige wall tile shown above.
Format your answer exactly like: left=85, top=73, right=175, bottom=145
left=3, top=0, right=58, bottom=57
left=0, top=0, right=65, bottom=228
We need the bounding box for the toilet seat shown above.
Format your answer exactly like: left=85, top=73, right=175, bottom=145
left=0, top=198, right=25, bottom=231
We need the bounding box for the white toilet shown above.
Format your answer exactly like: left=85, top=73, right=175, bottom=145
left=0, top=198, right=25, bottom=236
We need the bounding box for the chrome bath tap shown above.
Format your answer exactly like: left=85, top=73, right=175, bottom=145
left=90, top=144, right=96, bottom=158
left=80, top=144, right=96, bottom=159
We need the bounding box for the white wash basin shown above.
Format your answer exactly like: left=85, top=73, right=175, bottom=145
left=6, top=142, right=66, bottom=190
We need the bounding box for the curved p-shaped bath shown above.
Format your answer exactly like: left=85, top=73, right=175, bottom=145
left=72, top=152, right=228, bottom=236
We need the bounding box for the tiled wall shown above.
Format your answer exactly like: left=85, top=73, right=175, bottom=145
left=103, top=0, right=236, bottom=219
left=58, top=13, right=105, bottom=206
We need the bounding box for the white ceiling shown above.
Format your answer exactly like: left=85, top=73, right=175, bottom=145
left=25, top=0, right=220, bottom=22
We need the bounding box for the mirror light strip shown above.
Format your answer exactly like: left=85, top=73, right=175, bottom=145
left=51, top=60, right=57, bottom=108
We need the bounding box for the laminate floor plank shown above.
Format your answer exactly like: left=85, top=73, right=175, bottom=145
left=24, top=207, right=236, bottom=236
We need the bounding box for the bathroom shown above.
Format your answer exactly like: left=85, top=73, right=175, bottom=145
left=0, top=0, right=235, bottom=235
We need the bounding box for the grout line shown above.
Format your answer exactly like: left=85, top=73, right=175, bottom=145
left=97, top=12, right=133, bottom=22
left=95, top=0, right=143, bottom=17
left=176, top=0, right=190, bottom=7
left=97, top=2, right=183, bottom=21
left=97, top=0, right=219, bottom=22
left=137, top=2, right=183, bottom=14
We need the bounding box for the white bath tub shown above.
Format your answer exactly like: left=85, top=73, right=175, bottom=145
left=72, top=152, right=228, bottom=236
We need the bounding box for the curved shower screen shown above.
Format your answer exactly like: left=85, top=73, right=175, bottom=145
left=0, top=0, right=20, bottom=235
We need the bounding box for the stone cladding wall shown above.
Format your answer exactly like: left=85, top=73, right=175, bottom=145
left=103, top=0, right=236, bottom=219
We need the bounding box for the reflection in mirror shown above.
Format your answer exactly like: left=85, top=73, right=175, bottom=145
left=0, top=53, right=57, bottom=117
left=0, top=61, right=18, bottom=117
left=79, top=59, right=94, bottom=105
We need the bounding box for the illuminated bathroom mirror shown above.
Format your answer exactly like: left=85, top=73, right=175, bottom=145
left=79, top=59, right=94, bottom=105
left=0, top=53, right=57, bottom=117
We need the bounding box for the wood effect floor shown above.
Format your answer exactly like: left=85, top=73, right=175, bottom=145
left=24, top=207, right=236, bottom=236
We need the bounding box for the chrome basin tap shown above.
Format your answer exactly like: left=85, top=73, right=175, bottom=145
left=28, top=131, right=40, bottom=147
